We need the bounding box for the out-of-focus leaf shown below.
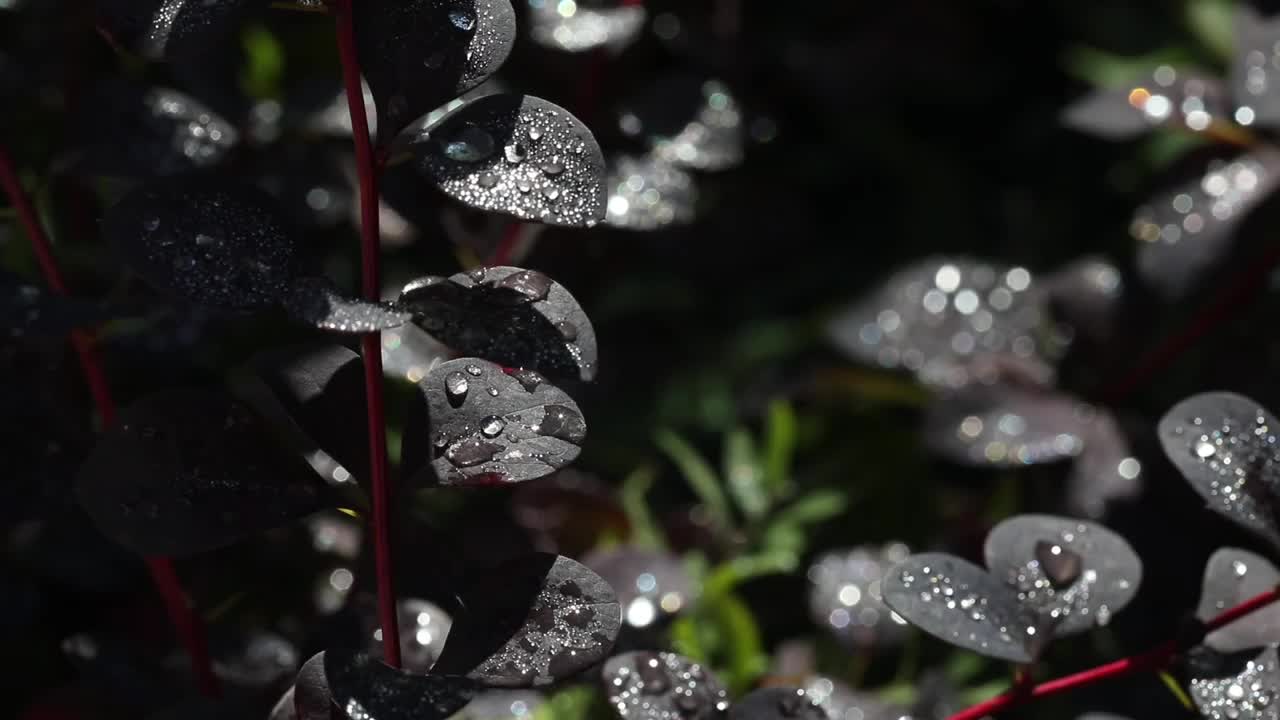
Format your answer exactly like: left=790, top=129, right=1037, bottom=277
left=728, top=687, right=824, bottom=720
left=723, top=427, right=767, bottom=521
left=763, top=399, right=798, bottom=500
left=95, top=0, right=258, bottom=61
left=619, top=465, right=664, bottom=551
left=583, top=545, right=694, bottom=631
left=601, top=652, right=730, bottom=720
left=619, top=75, right=744, bottom=172
left=1188, top=645, right=1280, bottom=720
left=1061, top=66, right=1229, bottom=141
left=1230, top=4, right=1280, bottom=130
left=527, top=1, right=645, bottom=53
left=807, top=543, right=912, bottom=650
left=603, top=153, right=698, bottom=231
left=1197, top=547, right=1280, bottom=653
left=654, top=429, right=732, bottom=531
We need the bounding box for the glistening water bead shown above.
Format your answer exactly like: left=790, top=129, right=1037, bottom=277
left=1190, top=645, right=1280, bottom=720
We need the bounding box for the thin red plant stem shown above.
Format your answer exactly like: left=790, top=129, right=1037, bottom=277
left=946, top=587, right=1280, bottom=720
left=0, top=144, right=220, bottom=697
left=1101, top=240, right=1280, bottom=404
left=487, top=221, right=523, bottom=266
left=333, top=0, right=402, bottom=668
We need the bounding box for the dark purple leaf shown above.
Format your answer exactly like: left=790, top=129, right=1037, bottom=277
left=527, top=1, right=646, bottom=53
left=601, top=651, right=729, bottom=720
left=1189, top=645, right=1280, bottom=720
left=1042, top=256, right=1124, bottom=345
left=432, top=553, right=620, bottom=686
left=728, top=688, right=824, bottom=720
left=232, top=343, right=370, bottom=487
left=1231, top=4, right=1280, bottom=130
left=603, top=154, right=698, bottom=231
left=1132, top=149, right=1280, bottom=299
left=75, top=388, right=332, bottom=555
left=353, top=0, right=516, bottom=145
left=400, top=266, right=597, bottom=381
left=283, top=277, right=413, bottom=333
left=95, top=0, right=258, bottom=61
left=582, top=546, right=694, bottom=630
left=983, top=515, right=1142, bottom=636
left=411, top=94, right=607, bottom=227
left=618, top=74, right=744, bottom=172
left=881, top=552, right=1035, bottom=663
left=806, top=543, right=913, bottom=649
left=103, top=174, right=305, bottom=313
left=1198, top=548, right=1280, bottom=653
left=828, top=257, right=1066, bottom=390
left=404, top=358, right=587, bottom=486
left=1158, top=392, right=1280, bottom=549
left=1061, top=66, right=1229, bottom=141
left=324, top=648, right=479, bottom=720
left=509, top=470, right=629, bottom=555
left=294, top=651, right=336, bottom=720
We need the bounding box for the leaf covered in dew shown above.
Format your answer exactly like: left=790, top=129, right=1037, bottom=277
left=806, top=543, right=912, bottom=650
left=411, top=94, right=607, bottom=227
left=103, top=174, right=306, bottom=312
left=617, top=74, right=744, bottom=172
left=828, top=257, right=1067, bottom=390
left=292, top=651, right=335, bottom=720
left=881, top=552, right=1036, bottom=663
left=1158, top=392, right=1280, bottom=550
left=353, top=0, right=516, bottom=145
left=1060, top=66, right=1229, bottom=141
left=400, top=266, right=597, bottom=381
left=1189, top=644, right=1280, bottom=720
left=1198, top=548, right=1280, bottom=653
left=323, top=648, right=480, bottom=720
left=603, top=154, right=698, bottom=231
left=1041, top=256, right=1124, bottom=345
left=75, top=388, right=332, bottom=556
left=601, top=651, right=730, bottom=720
left=431, top=553, right=620, bottom=686
left=94, top=0, right=259, bottom=61
left=527, top=0, right=646, bottom=54
left=581, top=546, right=694, bottom=631
left=362, top=598, right=454, bottom=674
left=231, top=343, right=369, bottom=488
left=1230, top=4, right=1280, bottom=131
left=727, top=688, right=825, bottom=720
left=72, top=81, right=238, bottom=178
left=403, top=358, right=587, bottom=486
left=282, top=277, right=413, bottom=333
left=983, top=514, right=1142, bottom=637
left=1131, top=148, right=1280, bottom=300
left=800, top=677, right=913, bottom=720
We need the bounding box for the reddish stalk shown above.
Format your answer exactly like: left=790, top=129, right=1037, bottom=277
left=333, top=0, right=402, bottom=668
left=487, top=221, right=524, bottom=266
left=0, top=144, right=219, bottom=696
left=946, top=587, right=1280, bottom=720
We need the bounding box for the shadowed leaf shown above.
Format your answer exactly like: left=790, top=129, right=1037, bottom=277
left=1231, top=4, right=1280, bottom=130
left=528, top=1, right=645, bottom=53
left=324, top=649, right=479, bottom=720
left=728, top=688, right=824, bottom=720
left=618, top=75, right=743, bottom=172
left=1198, top=548, right=1280, bottom=653
left=1061, top=66, right=1229, bottom=141
left=95, top=0, right=258, bottom=60
left=1189, top=645, right=1280, bottom=720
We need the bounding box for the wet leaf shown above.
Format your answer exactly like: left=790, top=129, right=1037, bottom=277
left=75, top=388, right=331, bottom=555
left=806, top=543, right=912, bottom=650
left=95, top=0, right=258, bottom=60
left=1061, top=66, right=1229, bottom=141
left=453, top=690, right=545, bottom=719
left=1158, top=392, right=1280, bottom=549
left=1231, top=4, right=1280, bottom=130
left=800, top=677, right=911, bottom=720
left=881, top=553, right=1035, bottom=663
left=1042, top=256, right=1124, bottom=345
left=283, top=277, right=413, bottom=333
left=403, top=358, right=587, bottom=486
left=527, top=1, right=646, bottom=53
left=604, top=154, right=698, bottom=231
left=268, top=688, right=298, bottom=720
left=582, top=546, right=694, bottom=631
left=983, top=515, right=1142, bottom=637
left=214, top=632, right=300, bottom=689
left=1189, top=644, right=1280, bottom=720
left=828, top=258, right=1067, bottom=390
left=294, top=651, right=335, bottom=720
left=72, top=81, right=238, bottom=177
left=400, top=266, right=598, bottom=381
left=363, top=598, right=453, bottom=674
left=728, top=688, right=824, bottom=720
left=103, top=174, right=305, bottom=313
left=1198, top=548, right=1280, bottom=653
left=324, top=648, right=480, bottom=720
left=1132, top=149, right=1280, bottom=299
left=601, top=651, right=730, bottom=720
left=232, top=343, right=369, bottom=488
left=433, top=553, right=620, bottom=686
left=353, top=0, right=516, bottom=145
left=411, top=94, right=606, bottom=227
left=618, top=75, right=744, bottom=172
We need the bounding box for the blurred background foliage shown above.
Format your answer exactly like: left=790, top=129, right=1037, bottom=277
left=8, top=0, right=1280, bottom=719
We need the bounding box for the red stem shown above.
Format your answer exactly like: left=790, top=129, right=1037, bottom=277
left=333, top=0, right=402, bottom=668
left=0, top=144, right=219, bottom=696
left=946, top=587, right=1280, bottom=720
left=1101, top=241, right=1280, bottom=404
left=487, top=221, right=523, bottom=266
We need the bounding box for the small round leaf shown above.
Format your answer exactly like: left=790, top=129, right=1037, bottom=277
left=1198, top=548, right=1280, bottom=653
left=324, top=648, right=479, bottom=720
left=1189, top=644, right=1280, bottom=720
left=95, top=0, right=258, bottom=60
left=807, top=543, right=913, bottom=649
left=601, top=651, right=729, bottom=720
left=528, top=2, right=646, bottom=54
left=727, top=688, right=824, bottom=720
left=618, top=75, right=744, bottom=172
left=283, top=277, right=413, bottom=333
left=603, top=154, right=698, bottom=231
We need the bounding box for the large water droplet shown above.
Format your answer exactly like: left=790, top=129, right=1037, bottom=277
left=443, top=126, right=496, bottom=163
left=480, top=415, right=506, bottom=438
left=1034, top=540, right=1083, bottom=588
left=538, top=405, right=586, bottom=444
left=448, top=9, right=477, bottom=31
left=496, top=270, right=552, bottom=301
left=504, top=142, right=527, bottom=164
left=446, top=437, right=501, bottom=467
left=445, top=371, right=470, bottom=406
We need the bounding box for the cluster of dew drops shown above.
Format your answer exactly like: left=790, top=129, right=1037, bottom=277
left=896, top=564, right=1018, bottom=649
left=477, top=579, right=610, bottom=681
left=607, top=653, right=730, bottom=720
left=1174, top=406, right=1280, bottom=517
left=1191, top=648, right=1279, bottom=720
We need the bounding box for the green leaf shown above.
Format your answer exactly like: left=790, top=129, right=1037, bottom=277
left=761, top=488, right=848, bottom=556
left=1186, top=0, right=1235, bottom=61
left=669, top=614, right=712, bottom=663
left=723, top=427, right=768, bottom=521
left=619, top=464, right=665, bottom=550
left=763, top=399, right=797, bottom=499
left=1063, top=46, right=1198, bottom=89
left=655, top=429, right=733, bottom=530
left=704, top=550, right=798, bottom=598
left=711, top=592, right=768, bottom=694
left=534, top=684, right=598, bottom=720
left=240, top=24, right=284, bottom=99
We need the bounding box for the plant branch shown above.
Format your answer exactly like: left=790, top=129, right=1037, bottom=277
left=0, top=143, right=219, bottom=697
left=333, top=0, right=402, bottom=668
left=946, top=587, right=1280, bottom=720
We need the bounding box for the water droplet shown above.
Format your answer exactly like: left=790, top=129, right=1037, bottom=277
left=540, top=161, right=564, bottom=176
left=448, top=9, right=476, bottom=31
left=528, top=127, right=544, bottom=141
left=504, top=142, right=527, bottom=164
left=446, top=437, right=501, bottom=467
left=480, top=415, right=506, bottom=437
left=636, top=657, right=670, bottom=694
left=1034, top=540, right=1083, bottom=588
left=443, top=125, right=496, bottom=163
left=496, top=270, right=552, bottom=301
left=537, top=405, right=586, bottom=444
left=477, top=172, right=498, bottom=189
left=555, top=321, right=578, bottom=341
left=465, top=364, right=483, bottom=376
left=445, top=371, right=469, bottom=406
left=541, top=187, right=561, bottom=201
